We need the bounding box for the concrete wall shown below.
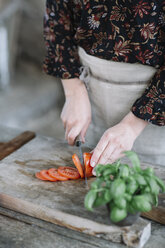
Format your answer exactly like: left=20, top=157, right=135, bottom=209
left=18, top=0, right=46, bottom=65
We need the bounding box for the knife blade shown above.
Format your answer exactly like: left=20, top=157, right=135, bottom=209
left=75, top=135, right=88, bottom=187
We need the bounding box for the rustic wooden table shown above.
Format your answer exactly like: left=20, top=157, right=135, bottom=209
left=0, top=125, right=164, bottom=248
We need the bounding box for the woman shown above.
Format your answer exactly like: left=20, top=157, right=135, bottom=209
left=43, top=0, right=165, bottom=166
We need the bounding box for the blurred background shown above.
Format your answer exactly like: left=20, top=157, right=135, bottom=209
left=0, top=0, right=65, bottom=139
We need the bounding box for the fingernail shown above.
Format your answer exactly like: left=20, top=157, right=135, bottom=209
left=92, top=169, right=96, bottom=176
left=91, top=162, right=95, bottom=167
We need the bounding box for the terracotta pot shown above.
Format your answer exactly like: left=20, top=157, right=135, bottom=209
left=106, top=204, right=140, bottom=226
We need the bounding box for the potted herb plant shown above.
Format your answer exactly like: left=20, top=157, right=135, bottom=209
left=84, top=151, right=165, bottom=226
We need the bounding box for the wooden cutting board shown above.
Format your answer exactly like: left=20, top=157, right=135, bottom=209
left=0, top=131, right=35, bottom=160
left=0, top=135, right=164, bottom=247
left=141, top=194, right=165, bottom=225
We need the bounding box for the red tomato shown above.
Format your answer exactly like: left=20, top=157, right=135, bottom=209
left=83, top=152, right=93, bottom=177
left=72, top=154, right=84, bottom=178
left=48, top=168, right=68, bottom=181
left=39, top=170, right=57, bottom=181
left=58, top=166, right=80, bottom=179
left=35, top=172, right=48, bottom=181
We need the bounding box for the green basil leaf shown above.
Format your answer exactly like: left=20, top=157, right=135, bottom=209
left=110, top=179, right=126, bottom=198
left=93, top=192, right=107, bottom=207
left=126, top=180, right=138, bottom=195
left=119, top=164, right=129, bottom=178
left=142, top=168, right=154, bottom=177
left=132, top=195, right=152, bottom=212
left=106, top=181, right=112, bottom=188
left=95, top=164, right=112, bottom=176
left=104, top=175, right=111, bottom=181
left=103, top=167, right=116, bottom=177
left=127, top=203, right=137, bottom=214
left=143, top=193, right=158, bottom=206
left=115, top=159, right=121, bottom=172
left=124, top=151, right=141, bottom=172
left=153, top=194, right=158, bottom=207
left=114, top=197, right=127, bottom=209
left=145, top=177, right=160, bottom=195
left=124, top=193, right=132, bottom=202
left=153, top=176, right=165, bottom=193
left=94, top=164, right=103, bottom=176
left=84, top=190, right=97, bottom=211
left=133, top=174, right=147, bottom=186
left=91, top=178, right=103, bottom=190
left=104, top=189, right=112, bottom=202
left=142, top=186, right=150, bottom=193
left=110, top=207, right=127, bottom=223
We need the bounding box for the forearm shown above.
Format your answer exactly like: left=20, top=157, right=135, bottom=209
left=61, top=78, right=88, bottom=97
left=121, top=111, right=148, bottom=137
left=60, top=77, right=91, bottom=145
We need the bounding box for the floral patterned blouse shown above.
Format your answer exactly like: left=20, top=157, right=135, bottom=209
left=43, top=0, right=165, bottom=126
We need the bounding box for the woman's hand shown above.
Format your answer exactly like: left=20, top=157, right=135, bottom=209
left=61, top=78, right=91, bottom=145
left=90, top=112, right=148, bottom=169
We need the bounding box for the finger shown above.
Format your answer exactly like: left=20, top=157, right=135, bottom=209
left=67, top=126, right=82, bottom=146
left=90, top=133, right=109, bottom=168
left=63, top=120, right=66, bottom=129
left=80, top=121, right=90, bottom=143
left=106, top=147, right=125, bottom=164
left=97, top=142, right=117, bottom=165
left=65, top=124, right=72, bottom=140
left=80, top=128, right=86, bottom=143
left=60, top=112, right=66, bottom=129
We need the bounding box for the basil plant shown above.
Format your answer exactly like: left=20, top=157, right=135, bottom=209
left=84, top=151, right=165, bottom=223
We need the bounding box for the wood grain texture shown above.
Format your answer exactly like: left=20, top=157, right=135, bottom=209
left=141, top=194, right=165, bottom=225
left=0, top=136, right=152, bottom=248
left=0, top=193, right=151, bottom=248
left=0, top=206, right=125, bottom=248
left=1, top=207, right=165, bottom=248
left=0, top=131, right=35, bottom=160
left=0, top=211, right=102, bottom=248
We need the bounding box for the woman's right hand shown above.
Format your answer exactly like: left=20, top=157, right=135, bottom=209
left=61, top=78, right=91, bottom=145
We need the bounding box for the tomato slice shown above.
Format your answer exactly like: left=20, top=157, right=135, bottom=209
left=48, top=168, right=68, bottom=181
left=83, top=152, right=93, bottom=178
left=72, top=154, right=84, bottom=178
left=58, top=166, right=80, bottom=179
left=40, top=170, right=57, bottom=181
left=35, top=172, right=48, bottom=181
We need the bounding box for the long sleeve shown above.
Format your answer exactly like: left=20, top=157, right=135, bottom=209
left=131, top=66, right=165, bottom=126
left=43, top=0, right=82, bottom=79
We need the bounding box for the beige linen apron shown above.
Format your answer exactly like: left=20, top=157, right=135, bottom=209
left=78, top=46, right=165, bottom=166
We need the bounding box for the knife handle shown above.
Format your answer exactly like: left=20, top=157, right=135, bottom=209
left=75, top=134, right=81, bottom=147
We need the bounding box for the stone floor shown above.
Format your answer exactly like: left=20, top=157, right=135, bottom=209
left=0, top=60, right=65, bottom=140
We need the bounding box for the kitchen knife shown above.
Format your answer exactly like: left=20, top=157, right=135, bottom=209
left=75, top=135, right=88, bottom=187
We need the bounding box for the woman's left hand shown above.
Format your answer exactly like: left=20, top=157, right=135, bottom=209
left=90, top=112, right=148, bottom=169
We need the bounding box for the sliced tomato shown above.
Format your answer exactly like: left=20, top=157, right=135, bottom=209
left=83, top=152, right=93, bottom=178
left=35, top=172, right=48, bottom=181
left=58, top=166, right=80, bottom=180
left=48, top=168, right=68, bottom=181
left=72, top=154, right=84, bottom=178
left=40, top=170, right=57, bottom=181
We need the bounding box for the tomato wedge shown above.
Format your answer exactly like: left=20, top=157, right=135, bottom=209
left=35, top=172, right=48, bottom=181
left=58, top=166, right=80, bottom=179
left=83, top=152, right=93, bottom=177
left=48, top=168, right=68, bottom=181
left=40, top=170, right=57, bottom=181
left=72, top=154, right=84, bottom=178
